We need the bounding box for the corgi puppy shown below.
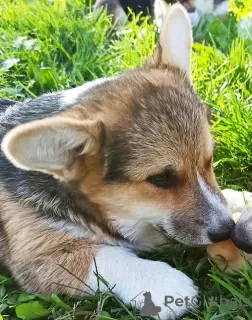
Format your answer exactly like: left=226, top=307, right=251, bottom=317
left=0, top=3, right=249, bottom=319
left=93, top=0, right=229, bottom=26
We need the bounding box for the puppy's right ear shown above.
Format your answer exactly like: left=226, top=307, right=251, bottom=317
left=1, top=116, right=103, bottom=180
left=151, top=1, right=193, bottom=77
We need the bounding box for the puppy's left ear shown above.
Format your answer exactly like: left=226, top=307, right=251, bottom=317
left=1, top=117, right=103, bottom=180
left=204, top=103, right=212, bottom=124
left=152, top=1, right=193, bottom=77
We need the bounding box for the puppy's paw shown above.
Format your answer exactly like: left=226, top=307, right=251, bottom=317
left=127, top=261, right=198, bottom=319
left=88, top=247, right=197, bottom=319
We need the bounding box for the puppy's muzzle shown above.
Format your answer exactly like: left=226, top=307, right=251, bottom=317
left=208, top=219, right=235, bottom=243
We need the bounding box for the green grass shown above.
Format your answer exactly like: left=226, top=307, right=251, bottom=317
left=0, top=0, right=252, bottom=319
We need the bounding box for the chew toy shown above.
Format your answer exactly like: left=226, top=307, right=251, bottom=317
left=207, top=190, right=252, bottom=273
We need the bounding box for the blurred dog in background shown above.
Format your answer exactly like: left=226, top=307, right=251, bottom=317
left=93, top=0, right=229, bottom=26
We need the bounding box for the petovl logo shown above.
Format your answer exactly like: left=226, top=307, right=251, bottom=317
left=131, top=292, right=249, bottom=317
left=140, top=291, right=161, bottom=316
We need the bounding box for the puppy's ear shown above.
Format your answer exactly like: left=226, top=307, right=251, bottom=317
left=153, top=1, right=193, bottom=77
left=204, top=103, right=212, bottom=124
left=1, top=117, right=103, bottom=179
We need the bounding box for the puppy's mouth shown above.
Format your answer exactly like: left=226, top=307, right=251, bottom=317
left=155, top=224, right=209, bottom=247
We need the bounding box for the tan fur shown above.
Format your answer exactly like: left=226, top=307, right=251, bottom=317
left=0, top=190, right=97, bottom=294
left=68, top=71, right=217, bottom=226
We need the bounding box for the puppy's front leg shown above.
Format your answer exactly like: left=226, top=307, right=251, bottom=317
left=10, top=234, right=197, bottom=319
left=88, top=246, right=198, bottom=319
left=3, top=202, right=197, bottom=319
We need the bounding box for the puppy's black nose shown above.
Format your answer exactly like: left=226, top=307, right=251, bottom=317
left=208, top=220, right=235, bottom=242
left=230, top=226, right=252, bottom=254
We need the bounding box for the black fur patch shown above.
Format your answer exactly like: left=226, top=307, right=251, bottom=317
left=214, top=0, right=226, bottom=4
left=0, top=99, right=16, bottom=114
left=118, top=0, right=153, bottom=15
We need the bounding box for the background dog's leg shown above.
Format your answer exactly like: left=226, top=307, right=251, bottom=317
left=93, top=0, right=127, bottom=25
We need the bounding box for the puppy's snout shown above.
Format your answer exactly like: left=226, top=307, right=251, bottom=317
left=208, top=219, right=235, bottom=242
left=196, top=174, right=234, bottom=244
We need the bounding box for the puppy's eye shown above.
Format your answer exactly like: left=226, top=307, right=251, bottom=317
left=147, top=170, right=177, bottom=189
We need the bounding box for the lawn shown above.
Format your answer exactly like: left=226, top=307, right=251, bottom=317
left=0, top=0, right=252, bottom=319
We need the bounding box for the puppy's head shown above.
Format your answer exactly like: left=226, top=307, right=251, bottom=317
left=2, top=4, right=234, bottom=247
